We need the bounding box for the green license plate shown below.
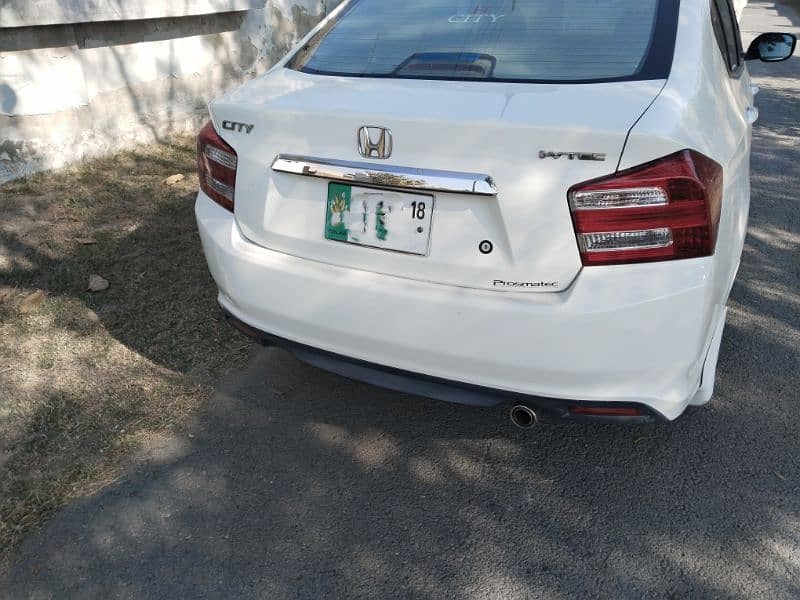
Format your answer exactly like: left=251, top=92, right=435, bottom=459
left=325, top=183, right=433, bottom=255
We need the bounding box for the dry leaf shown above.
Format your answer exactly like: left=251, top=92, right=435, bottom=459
left=19, top=290, right=46, bottom=313
left=88, top=274, right=110, bottom=293
left=164, top=174, right=185, bottom=186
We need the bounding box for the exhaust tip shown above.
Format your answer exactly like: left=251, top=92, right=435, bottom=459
left=510, top=405, right=538, bottom=429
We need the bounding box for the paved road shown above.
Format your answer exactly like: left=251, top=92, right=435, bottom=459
left=5, top=3, right=800, bottom=598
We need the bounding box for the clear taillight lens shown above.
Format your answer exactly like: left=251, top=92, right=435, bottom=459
left=197, top=121, right=237, bottom=212
left=568, top=150, right=723, bottom=266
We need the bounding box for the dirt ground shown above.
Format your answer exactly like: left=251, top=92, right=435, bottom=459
left=0, top=137, right=256, bottom=567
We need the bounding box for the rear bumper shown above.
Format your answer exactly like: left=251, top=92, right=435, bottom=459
left=223, top=309, right=666, bottom=423
left=197, top=192, right=725, bottom=421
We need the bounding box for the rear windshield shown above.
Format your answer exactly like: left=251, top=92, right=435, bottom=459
left=288, top=0, right=679, bottom=83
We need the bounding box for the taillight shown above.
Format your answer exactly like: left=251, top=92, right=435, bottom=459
left=197, top=121, right=238, bottom=212
left=568, top=150, right=723, bottom=266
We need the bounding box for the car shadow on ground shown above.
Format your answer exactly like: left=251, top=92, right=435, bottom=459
left=4, top=4, right=800, bottom=598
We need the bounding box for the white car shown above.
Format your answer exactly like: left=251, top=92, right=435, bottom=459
left=195, top=0, right=795, bottom=425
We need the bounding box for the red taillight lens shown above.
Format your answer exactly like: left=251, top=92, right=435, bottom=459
left=197, top=121, right=237, bottom=212
left=568, top=150, right=722, bottom=266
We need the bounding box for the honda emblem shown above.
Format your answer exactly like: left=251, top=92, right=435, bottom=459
left=358, top=126, right=393, bottom=159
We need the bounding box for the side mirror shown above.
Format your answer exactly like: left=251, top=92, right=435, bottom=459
left=745, top=33, right=797, bottom=62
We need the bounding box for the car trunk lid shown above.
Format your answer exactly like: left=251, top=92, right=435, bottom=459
left=211, top=69, right=664, bottom=292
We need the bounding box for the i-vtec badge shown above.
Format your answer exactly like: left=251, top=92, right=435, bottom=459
left=539, top=150, right=606, bottom=161
left=222, top=120, right=254, bottom=134
left=493, top=280, right=559, bottom=289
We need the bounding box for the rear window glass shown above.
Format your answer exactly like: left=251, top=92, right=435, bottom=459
left=288, top=0, right=678, bottom=83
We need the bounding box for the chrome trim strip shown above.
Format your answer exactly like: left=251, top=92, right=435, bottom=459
left=271, top=154, right=497, bottom=196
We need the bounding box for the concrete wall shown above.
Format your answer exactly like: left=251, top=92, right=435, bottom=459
left=735, top=0, right=750, bottom=21
left=1, top=1, right=267, bottom=27
left=0, top=0, right=339, bottom=182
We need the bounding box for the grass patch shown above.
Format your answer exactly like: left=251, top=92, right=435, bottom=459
left=0, top=138, right=256, bottom=568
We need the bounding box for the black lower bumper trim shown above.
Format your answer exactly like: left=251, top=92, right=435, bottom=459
left=222, top=308, right=666, bottom=424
